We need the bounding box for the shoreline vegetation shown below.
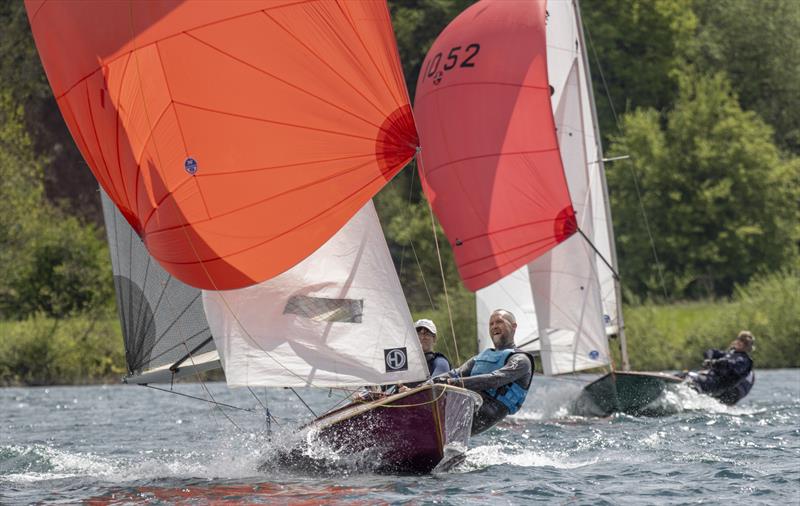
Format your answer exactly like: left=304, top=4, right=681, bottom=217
left=1, top=269, right=796, bottom=387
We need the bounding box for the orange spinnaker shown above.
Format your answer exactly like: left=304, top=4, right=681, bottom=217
left=414, top=0, right=575, bottom=291
left=26, top=0, right=417, bottom=289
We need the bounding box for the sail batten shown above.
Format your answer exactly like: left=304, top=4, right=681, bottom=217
left=101, top=190, right=220, bottom=383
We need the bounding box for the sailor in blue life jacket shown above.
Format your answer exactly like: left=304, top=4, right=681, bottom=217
left=684, top=330, right=755, bottom=405
left=414, top=318, right=451, bottom=377
left=432, top=309, right=534, bottom=435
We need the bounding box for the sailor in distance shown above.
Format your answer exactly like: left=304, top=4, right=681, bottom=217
left=433, top=309, right=534, bottom=435
left=415, top=318, right=452, bottom=377
left=681, top=330, right=756, bottom=405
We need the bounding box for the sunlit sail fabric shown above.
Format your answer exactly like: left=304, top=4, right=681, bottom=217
left=414, top=0, right=575, bottom=291
left=530, top=1, right=611, bottom=374
left=101, top=190, right=220, bottom=384
left=471, top=0, right=613, bottom=374
left=476, top=265, right=540, bottom=353
left=203, top=201, right=428, bottom=388
left=532, top=61, right=608, bottom=375
left=26, top=0, right=417, bottom=290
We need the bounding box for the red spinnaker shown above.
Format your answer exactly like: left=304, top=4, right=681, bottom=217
left=414, top=0, right=575, bottom=291
left=26, top=0, right=417, bottom=289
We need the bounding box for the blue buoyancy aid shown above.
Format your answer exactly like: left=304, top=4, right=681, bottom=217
left=470, top=348, right=532, bottom=414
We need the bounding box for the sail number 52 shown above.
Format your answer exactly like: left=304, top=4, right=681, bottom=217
left=423, top=43, right=480, bottom=83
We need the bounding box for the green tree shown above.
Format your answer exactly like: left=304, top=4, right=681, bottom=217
left=693, top=0, right=800, bottom=153
left=0, top=90, right=112, bottom=319
left=390, top=0, right=475, bottom=102
left=0, top=89, right=46, bottom=314
left=581, top=0, right=697, bottom=140
left=0, top=1, right=103, bottom=224
left=607, top=73, right=799, bottom=299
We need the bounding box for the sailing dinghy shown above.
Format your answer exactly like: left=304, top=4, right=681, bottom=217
left=27, top=0, right=480, bottom=474
left=414, top=0, right=681, bottom=417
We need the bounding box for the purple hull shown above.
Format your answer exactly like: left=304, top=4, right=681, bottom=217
left=307, top=384, right=481, bottom=474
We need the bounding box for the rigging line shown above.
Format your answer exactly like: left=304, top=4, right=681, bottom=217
left=142, top=385, right=254, bottom=413
left=628, top=159, right=669, bottom=299
left=247, top=387, right=280, bottom=426
left=183, top=342, right=243, bottom=431
left=409, top=240, right=437, bottom=311
left=289, top=388, right=317, bottom=418
left=576, top=228, right=619, bottom=280
left=425, top=199, right=461, bottom=365
left=172, top=204, right=337, bottom=389
left=583, top=21, right=620, bottom=129
left=584, top=19, right=669, bottom=300
left=398, top=156, right=419, bottom=278
left=515, top=336, right=541, bottom=349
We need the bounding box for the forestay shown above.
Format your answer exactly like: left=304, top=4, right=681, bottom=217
left=101, top=190, right=220, bottom=384
left=203, top=201, right=428, bottom=388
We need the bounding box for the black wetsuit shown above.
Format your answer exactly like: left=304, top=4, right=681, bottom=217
left=693, top=348, right=754, bottom=405
left=448, top=351, right=533, bottom=435
left=425, top=352, right=451, bottom=377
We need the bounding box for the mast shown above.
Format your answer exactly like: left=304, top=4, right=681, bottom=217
left=573, top=0, right=630, bottom=370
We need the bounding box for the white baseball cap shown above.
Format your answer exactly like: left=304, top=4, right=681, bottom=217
left=414, top=319, right=437, bottom=335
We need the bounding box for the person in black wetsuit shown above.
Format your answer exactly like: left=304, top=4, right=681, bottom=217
left=687, top=330, right=755, bottom=405
left=433, top=309, right=533, bottom=435
left=414, top=318, right=451, bottom=377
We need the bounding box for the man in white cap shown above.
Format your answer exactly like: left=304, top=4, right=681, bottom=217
left=415, top=318, right=451, bottom=377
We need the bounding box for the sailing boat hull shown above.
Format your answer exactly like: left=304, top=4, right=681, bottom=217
left=574, top=371, right=683, bottom=416
left=305, top=384, right=481, bottom=474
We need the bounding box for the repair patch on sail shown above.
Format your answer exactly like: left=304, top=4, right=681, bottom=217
left=202, top=201, right=428, bottom=388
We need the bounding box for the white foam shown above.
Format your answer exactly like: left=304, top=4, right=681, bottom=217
left=510, top=381, right=585, bottom=421
left=462, top=443, right=597, bottom=471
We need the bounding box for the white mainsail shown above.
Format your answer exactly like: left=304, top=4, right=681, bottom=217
left=476, top=0, right=620, bottom=375
left=203, top=200, right=429, bottom=388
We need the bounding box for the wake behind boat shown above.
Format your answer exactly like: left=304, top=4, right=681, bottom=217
left=573, top=371, right=684, bottom=417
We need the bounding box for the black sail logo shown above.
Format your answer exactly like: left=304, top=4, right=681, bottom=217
left=384, top=348, right=408, bottom=372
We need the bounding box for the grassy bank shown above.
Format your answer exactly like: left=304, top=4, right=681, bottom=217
left=620, top=269, right=800, bottom=370
left=1, top=271, right=796, bottom=386
left=0, top=313, right=124, bottom=386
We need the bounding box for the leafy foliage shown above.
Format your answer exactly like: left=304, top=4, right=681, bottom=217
left=0, top=314, right=125, bottom=386
left=581, top=0, right=697, bottom=140
left=0, top=91, right=112, bottom=319
left=607, top=73, right=799, bottom=298
left=620, top=269, right=799, bottom=370
left=4, top=213, right=113, bottom=318
left=692, top=0, right=800, bottom=153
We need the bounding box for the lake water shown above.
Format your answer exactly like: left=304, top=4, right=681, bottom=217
left=1, top=369, right=798, bottom=504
